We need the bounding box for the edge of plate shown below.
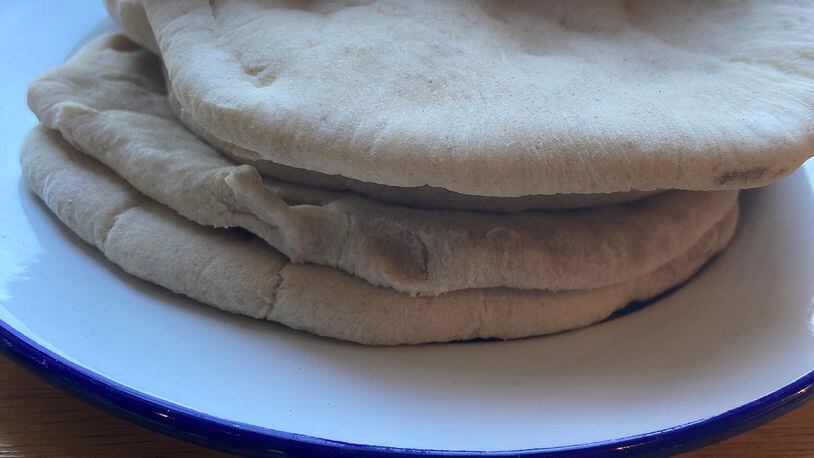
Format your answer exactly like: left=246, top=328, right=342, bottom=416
left=1, top=318, right=813, bottom=457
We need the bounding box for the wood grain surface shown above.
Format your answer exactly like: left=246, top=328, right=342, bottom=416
left=0, top=354, right=811, bottom=457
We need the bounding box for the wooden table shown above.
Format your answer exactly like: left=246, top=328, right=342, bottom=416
left=1, top=354, right=811, bottom=457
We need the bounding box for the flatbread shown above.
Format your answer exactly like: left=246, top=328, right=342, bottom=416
left=134, top=0, right=812, bottom=196
left=29, top=34, right=738, bottom=296
left=104, top=1, right=661, bottom=211
left=20, top=125, right=738, bottom=345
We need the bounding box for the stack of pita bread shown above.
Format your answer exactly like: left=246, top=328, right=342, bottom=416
left=21, top=1, right=814, bottom=344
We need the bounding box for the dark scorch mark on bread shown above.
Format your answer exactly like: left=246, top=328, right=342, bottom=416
left=715, top=167, right=769, bottom=186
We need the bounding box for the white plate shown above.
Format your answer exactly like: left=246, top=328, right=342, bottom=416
left=2, top=2, right=814, bottom=456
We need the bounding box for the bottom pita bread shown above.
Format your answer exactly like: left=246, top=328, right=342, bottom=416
left=21, top=126, right=738, bottom=345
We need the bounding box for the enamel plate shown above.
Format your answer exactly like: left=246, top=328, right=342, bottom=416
left=2, top=2, right=814, bottom=456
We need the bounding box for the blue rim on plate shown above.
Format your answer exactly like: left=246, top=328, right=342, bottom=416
left=1, top=317, right=813, bottom=457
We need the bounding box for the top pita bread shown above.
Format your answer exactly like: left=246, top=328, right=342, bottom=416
left=105, top=0, right=658, bottom=211
left=124, top=0, right=813, bottom=197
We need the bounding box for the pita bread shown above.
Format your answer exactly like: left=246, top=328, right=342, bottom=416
left=134, top=0, right=812, bottom=197
left=104, top=2, right=661, bottom=211
left=29, top=34, right=738, bottom=296
left=20, top=125, right=737, bottom=345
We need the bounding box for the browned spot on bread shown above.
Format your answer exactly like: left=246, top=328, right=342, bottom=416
left=242, top=63, right=266, bottom=76
left=240, top=62, right=277, bottom=87
left=369, top=229, right=430, bottom=284
left=715, top=167, right=769, bottom=186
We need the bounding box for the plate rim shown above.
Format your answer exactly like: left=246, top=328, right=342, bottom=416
left=2, top=316, right=813, bottom=457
